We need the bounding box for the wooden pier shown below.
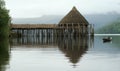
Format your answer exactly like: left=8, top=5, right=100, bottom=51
left=10, top=7, right=94, bottom=37
left=11, top=24, right=94, bottom=37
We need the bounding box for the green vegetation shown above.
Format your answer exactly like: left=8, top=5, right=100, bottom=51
left=0, top=38, right=10, bottom=71
left=97, top=20, right=120, bottom=34
left=0, top=0, right=10, bottom=38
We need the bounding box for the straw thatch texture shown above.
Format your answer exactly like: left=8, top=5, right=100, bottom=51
left=59, top=6, right=89, bottom=26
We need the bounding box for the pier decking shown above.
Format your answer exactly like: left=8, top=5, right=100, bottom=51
left=11, top=24, right=57, bottom=29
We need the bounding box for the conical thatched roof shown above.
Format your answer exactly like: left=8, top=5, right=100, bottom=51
left=59, top=6, right=89, bottom=26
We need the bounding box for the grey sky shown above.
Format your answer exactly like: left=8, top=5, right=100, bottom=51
left=5, top=0, right=120, bottom=18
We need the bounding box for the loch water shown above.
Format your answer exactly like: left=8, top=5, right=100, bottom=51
left=0, top=35, right=120, bottom=71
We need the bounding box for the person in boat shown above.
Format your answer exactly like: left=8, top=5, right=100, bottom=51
left=103, top=36, right=112, bottom=42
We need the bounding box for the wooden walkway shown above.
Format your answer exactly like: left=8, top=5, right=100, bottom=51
left=11, top=24, right=90, bottom=29
left=10, top=24, right=94, bottom=37
left=11, top=24, right=57, bottom=29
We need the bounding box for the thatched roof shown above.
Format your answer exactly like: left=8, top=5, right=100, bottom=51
left=59, top=6, right=89, bottom=26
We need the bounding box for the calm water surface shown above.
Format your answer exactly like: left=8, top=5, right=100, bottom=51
left=0, top=35, right=120, bottom=71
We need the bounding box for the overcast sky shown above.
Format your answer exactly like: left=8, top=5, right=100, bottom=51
left=5, top=0, right=120, bottom=18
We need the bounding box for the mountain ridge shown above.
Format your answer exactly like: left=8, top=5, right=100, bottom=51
left=12, top=14, right=120, bottom=30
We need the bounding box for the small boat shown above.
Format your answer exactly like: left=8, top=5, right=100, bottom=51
left=103, top=37, right=112, bottom=42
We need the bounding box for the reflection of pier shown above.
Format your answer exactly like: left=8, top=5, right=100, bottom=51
left=11, top=7, right=94, bottom=37
left=10, top=37, right=58, bottom=47
left=10, top=36, right=94, bottom=66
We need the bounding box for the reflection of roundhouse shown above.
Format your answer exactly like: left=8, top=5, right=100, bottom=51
left=58, top=37, right=88, bottom=65
left=58, top=6, right=89, bottom=36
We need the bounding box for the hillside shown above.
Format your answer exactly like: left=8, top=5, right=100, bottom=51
left=97, top=20, right=120, bottom=34
left=12, top=13, right=120, bottom=30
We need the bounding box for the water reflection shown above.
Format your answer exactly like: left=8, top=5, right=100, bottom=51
left=10, top=36, right=94, bottom=66
left=10, top=37, right=58, bottom=47
left=58, top=37, right=89, bottom=66
left=6, top=36, right=120, bottom=71
left=0, top=38, right=10, bottom=71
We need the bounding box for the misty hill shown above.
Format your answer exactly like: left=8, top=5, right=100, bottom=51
left=12, top=15, right=63, bottom=24
left=84, top=14, right=120, bottom=29
left=97, top=20, right=120, bottom=34
left=12, top=13, right=120, bottom=30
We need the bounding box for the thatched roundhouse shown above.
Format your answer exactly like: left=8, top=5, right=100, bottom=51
left=58, top=6, right=89, bottom=36
left=59, top=6, right=89, bottom=26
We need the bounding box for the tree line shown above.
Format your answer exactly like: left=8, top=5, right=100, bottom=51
left=0, top=0, right=10, bottom=38
left=97, top=20, right=120, bottom=34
